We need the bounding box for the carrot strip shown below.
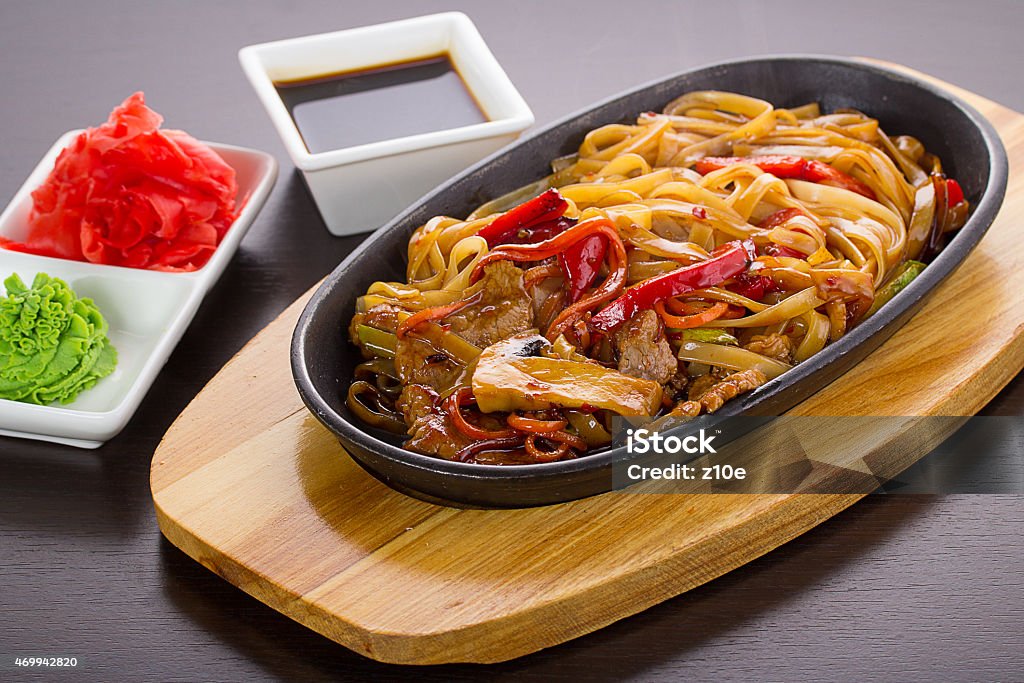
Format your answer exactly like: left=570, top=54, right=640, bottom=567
left=523, top=263, right=563, bottom=289
left=718, top=305, right=746, bottom=320
left=396, top=291, right=482, bottom=338
left=444, top=387, right=517, bottom=440
left=524, top=435, right=570, bottom=463
left=507, top=413, right=567, bottom=434
left=665, top=298, right=708, bottom=315
left=655, top=300, right=729, bottom=329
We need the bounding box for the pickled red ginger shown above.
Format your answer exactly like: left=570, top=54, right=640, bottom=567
left=4, top=92, right=237, bottom=271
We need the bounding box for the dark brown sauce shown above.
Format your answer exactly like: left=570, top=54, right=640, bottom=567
left=275, top=54, right=488, bottom=154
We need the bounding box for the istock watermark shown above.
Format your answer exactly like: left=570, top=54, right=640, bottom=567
left=625, top=427, right=718, bottom=455
left=623, top=426, right=750, bottom=483
left=610, top=415, right=1024, bottom=495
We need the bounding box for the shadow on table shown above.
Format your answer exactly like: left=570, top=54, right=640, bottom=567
left=157, top=495, right=936, bottom=681
left=0, top=440, right=155, bottom=538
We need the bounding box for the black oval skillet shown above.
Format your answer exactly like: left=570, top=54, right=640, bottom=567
left=292, top=55, right=1008, bottom=508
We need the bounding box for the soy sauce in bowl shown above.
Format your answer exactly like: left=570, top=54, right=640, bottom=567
left=274, top=54, right=488, bottom=154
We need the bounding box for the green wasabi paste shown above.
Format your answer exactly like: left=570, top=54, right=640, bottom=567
left=0, top=273, right=117, bottom=405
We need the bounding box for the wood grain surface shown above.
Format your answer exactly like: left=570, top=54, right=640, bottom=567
left=150, top=66, right=1024, bottom=665
left=3, top=2, right=1023, bottom=680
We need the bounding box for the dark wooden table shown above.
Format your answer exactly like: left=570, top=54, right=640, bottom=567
left=2, top=2, right=1022, bottom=680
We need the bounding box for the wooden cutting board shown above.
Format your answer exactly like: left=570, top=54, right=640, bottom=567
left=151, top=64, right=1024, bottom=665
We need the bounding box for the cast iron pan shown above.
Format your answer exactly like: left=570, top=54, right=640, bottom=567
left=291, top=56, right=1008, bottom=508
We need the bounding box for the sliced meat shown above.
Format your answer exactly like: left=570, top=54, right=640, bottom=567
left=398, top=383, right=511, bottom=460
left=446, top=261, right=534, bottom=348
left=350, top=303, right=405, bottom=360
left=668, top=399, right=701, bottom=419
left=395, top=385, right=471, bottom=458
left=350, top=303, right=403, bottom=341
left=403, top=408, right=474, bottom=461
left=687, top=372, right=718, bottom=401
left=666, top=367, right=689, bottom=401
left=396, top=384, right=439, bottom=427
left=397, top=383, right=471, bottom=460
left=743, top=333, right=793, bottom=364
left=613, top=310, right=678, bottom=384
left=673, top=368, right=767, bottom=417
left=697, top=369, right=767, bottom=413
left=355, top=303, right=463, bottom=391
left=394, top=335, right=462, bottom=392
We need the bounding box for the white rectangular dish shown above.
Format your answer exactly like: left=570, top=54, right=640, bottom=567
left=0, top=131, right=278, bottom=448
left=239, top=12, right=534, bottom=236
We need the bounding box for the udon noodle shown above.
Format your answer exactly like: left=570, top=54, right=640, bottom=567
left=347, top=90, right=969, bottom=464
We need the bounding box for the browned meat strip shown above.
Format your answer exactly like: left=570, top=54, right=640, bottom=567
left=350, top=303, right=402, bottom=340
left=403, top=409, right=474, bottom=460
left=673, top=368, right=767, bottom=417
left=349, top=304, right=402, bottom=359
left=348, top=313, right=365, bottom=346
left=398, top=383, right=514, bottom=460
left=446, top=261, right=534, bottom=348
left=687, top=373, right=718, bottom=401
left=698, top=369, right=767, bottom=412
left=395, top=383, right=470, bottom=459
left=666, top=368, right=689, bottom=401
left=354, top=303, right=463, bottom=391
left=394, top=335, right=462, bottom=392
left=613, top=310, right=678, bottom=384
left=396, top=384, right=439, bottom=426
left=668, top=399, right=701, bottom=418
left=743, top=333, right=793, bottom=364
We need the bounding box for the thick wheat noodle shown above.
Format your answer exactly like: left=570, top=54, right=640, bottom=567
left=349, top=89, right=969, bottom=464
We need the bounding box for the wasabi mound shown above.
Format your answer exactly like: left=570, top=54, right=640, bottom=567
left=0, top=273, right=117, bottom=405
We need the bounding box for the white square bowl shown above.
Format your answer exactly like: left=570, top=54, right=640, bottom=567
left=0, top=131, right=278, bottom=448
left=239, top=11, right=534, bottom=236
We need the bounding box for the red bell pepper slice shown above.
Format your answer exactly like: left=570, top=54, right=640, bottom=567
left=764, top=243, right=805, bottom=259
left=471, top=217, right=619, bottom=283
left=559, top=234, right=607, bottom=303
left=486, top=215, right=576, bottom=247
left=727, top=272, right=779, bottom=301
left=799, top=160, right=876, bottom=199
left=590, top=239, right=756, bottom=333
left=758, top=207, right=805, bottom=230
left=697, top=155, right=804, bottom=177
left=756, top=209, right=813, bottom=259
left=946, top=178, right=964, bottom=207
left=475, top=189, right=569, bottom=247
left=696, top=155, right=877, bottom=200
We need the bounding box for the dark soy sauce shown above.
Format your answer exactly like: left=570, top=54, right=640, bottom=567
left=275, top=54, right=488, bottom=154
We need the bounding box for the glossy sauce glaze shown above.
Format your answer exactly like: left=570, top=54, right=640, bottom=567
left=275, top=55, right=488, bottom=154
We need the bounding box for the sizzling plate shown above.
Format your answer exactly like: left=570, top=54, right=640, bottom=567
left=291, top=56, right=1008, bottom=508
